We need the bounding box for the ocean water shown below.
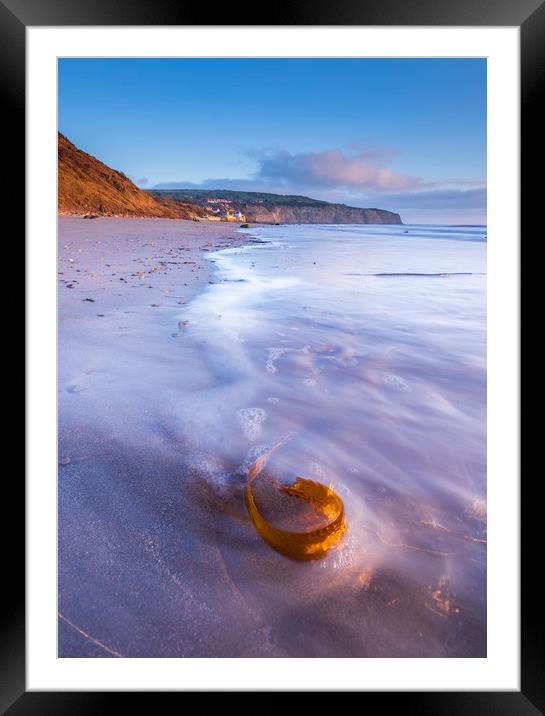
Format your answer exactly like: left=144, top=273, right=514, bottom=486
left=177, top=223, right=487, bottom=655
left=59, top=222, right=487, bottom=658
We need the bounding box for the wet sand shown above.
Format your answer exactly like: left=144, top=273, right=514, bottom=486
left=58, top=216, right=252, bottom=317
left=58, top=217, right=265, bottom=657
left=58, top=217, right=486, bottom=659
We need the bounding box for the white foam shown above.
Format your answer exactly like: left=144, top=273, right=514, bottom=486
left=265, top=347, right=291, bottom=374
left=382, top=373, right=412, bottom=392
left=236, top=407, right=266, bottom=441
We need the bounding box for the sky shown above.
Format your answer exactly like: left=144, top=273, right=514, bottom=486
left=58, top=58, right=486, bottom=224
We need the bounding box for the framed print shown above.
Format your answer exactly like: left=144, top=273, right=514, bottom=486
left=6, top=0, right=538, bottom=708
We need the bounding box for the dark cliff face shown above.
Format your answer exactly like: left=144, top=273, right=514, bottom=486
left=237, top=202, right=402, bottom=225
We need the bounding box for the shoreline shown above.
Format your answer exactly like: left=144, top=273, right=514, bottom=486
left=58, top=216, right=258, bottom=313
left=58, top=215, right=268, bottom=658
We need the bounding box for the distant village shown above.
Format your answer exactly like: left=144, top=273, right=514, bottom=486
left=203, top=198, right=246, bottom=223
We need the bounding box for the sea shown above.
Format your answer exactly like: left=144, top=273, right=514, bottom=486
left=177, top=222, right=487, bottom=656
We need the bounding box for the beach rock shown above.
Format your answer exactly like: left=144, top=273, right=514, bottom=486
left=66, top=382, right=88, bottom=393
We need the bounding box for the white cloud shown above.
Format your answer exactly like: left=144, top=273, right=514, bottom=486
left=254, top=148, right=419, bottom=191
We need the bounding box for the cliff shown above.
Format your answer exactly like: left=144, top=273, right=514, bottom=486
left=58, top=134, right=199, bottom=219
left=235, top=202, right=401, bottom=225
left=57, top=135, right=402, bottom=224
left=149, top=189, right=402, bottom=225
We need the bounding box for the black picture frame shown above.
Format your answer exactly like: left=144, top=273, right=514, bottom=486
left=6, top=0, right=536, bottom=709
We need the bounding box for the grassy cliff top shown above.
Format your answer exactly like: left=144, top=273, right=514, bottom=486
left=148, top=188, right=331, bottom=206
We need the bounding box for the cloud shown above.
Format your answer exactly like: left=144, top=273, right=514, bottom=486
left=253, top=148, right=419, bottom=191
left=149, top=143, right=486, bottom=223
left=371, top=187, right=486, bottom=210
left=151, top=143, right=486, bottom=202
left=154, top=180, right=213, bottom=189
left=151, top=179, right=486, bottom=220
left=153, top=178, right=274, bottom=191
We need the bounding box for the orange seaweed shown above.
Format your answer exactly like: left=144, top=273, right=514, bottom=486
left=245, top=439, right=346, bottom=561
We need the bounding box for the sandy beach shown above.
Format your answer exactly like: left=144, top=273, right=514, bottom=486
left=58, top=217, right=265, bottom=657
left=58, top=216, right=253, bottom=315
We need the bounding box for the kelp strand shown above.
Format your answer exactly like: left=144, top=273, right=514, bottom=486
left=245, top=439, right=346, bottom=560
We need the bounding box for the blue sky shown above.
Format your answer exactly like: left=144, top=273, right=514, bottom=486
left=58, top=58, right=486, bottom=224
